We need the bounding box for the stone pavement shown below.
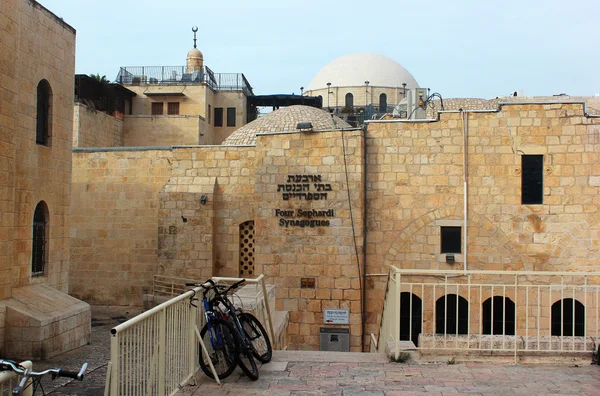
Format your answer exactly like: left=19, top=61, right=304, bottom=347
left=18, top=310, right=600, bottom=395
left=181, top=351, right=600, bottom=396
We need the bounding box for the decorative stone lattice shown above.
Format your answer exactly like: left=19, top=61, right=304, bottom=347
left=239, top=221, right=255, bottom=276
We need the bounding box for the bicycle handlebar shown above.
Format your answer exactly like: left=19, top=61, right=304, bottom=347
left=0, top=360, right=88, bottom=393
left=186, top=279, right=246, bottom=298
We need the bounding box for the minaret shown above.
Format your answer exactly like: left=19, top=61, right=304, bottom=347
left=186, top=26, right=204, bottom=73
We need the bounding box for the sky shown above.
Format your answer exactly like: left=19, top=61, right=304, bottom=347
left=42, top=0, right=599, bottom=100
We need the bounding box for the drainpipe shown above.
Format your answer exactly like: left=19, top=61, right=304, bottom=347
left=462, top=110, right=468, bottom=272
left=361, top=125, right=368, bottom=352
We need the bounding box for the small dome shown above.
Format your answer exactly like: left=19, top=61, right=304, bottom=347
left=223, top=105, right=351, bottom=145
left=306, top=53, right=418, bottom=91
left=187, top=48, right=203, bottom=60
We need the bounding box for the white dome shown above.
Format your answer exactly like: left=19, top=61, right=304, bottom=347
left=306, top=53, right=419, bottom=91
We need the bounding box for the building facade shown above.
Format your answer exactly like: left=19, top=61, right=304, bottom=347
left=0, top=0, right=90, bottom=359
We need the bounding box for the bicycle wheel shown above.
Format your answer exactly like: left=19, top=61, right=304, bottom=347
left=199, top=318, right=239, bottom=380
left=236, top=347, right=259, bottom=381
left=239, top=312, right=272, bottom=363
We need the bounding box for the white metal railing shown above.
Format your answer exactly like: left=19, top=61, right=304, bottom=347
left=105, top=274, right=274, bottom=396
left=377, top=266, right=600, bottom=361
left=152, top=275, right=194, bottom=298
left=0, top=361, right=32, bottom=396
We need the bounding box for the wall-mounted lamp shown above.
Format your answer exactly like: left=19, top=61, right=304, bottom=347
left=445, top=253, right=455, bottom=264
left=200, top=195, right=207, bottom=205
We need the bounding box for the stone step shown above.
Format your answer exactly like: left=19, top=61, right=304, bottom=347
left=271, top=350, right=389, bottom=363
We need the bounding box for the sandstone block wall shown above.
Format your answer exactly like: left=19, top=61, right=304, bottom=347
left=365, top=103, right=600, bottom=342
left=123, top=115, right=207, bottom=146
left=70, top=149, right=172, bottom=305
left=0, top=0, right=76, bottom=355
left=73, top=103, right=123, bottom=148
left=255, top=130, right=365, bottom=351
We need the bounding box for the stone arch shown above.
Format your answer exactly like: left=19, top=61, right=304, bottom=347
left=399, top=292, right=422, bottom=346
left=382, top=207, right=516, bottom=269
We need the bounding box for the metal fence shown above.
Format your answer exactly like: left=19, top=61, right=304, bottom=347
left=115, top=66, right=253, bottom=96
left=106, top=275, right=274, bottom=396
left=0, top=361, right=32, bottom=396
left=378, top=266, right=600, bottom=361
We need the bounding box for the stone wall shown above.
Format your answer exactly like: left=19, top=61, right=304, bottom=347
left=70, top=149, right=172, bottom=306
left=123, top=115, right=207, bottom=146
left=364, top=103, right=600, bottom=342
left=254, top=130, right=365, bottom=351
left=0, top=0, right=86, bottom=358
left=73, top=103, right=123, bottom=148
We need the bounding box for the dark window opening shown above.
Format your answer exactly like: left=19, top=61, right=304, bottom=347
left=214, top=107, right=223, bottom=127
left=436, top=294, right=469, bottom=334
left=36, top=80, right=52, bottom=145
left=522, top=155, right=543, bottom=204
left=227, top=107, right=236, bottom=127
left=167, top=102, right=179, bottom=115
left=32, top=201, right=48, bottom=276
left=379, top=93, right=387, bottom=111
left=400, top=292, right=422, bottom=346
left=482, top=296, right=515, bottom=335
left=345, top=93, right=353, bottom=109
left=552, top=299, right=585, bottom=336
left=441, top=226, right=461, bottom=254
left=151, top=102, right=163, bottom=115
left=208, top=104, right=211, bottom=124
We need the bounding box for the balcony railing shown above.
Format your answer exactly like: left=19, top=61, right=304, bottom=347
left=376, top=266, right=600, bottom=362
left=115, top=66, right=253, bottom=96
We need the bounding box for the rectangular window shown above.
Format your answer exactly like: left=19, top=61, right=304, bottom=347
left=214, top=107, right=223, bottom=127
left=227, top=107, right=236, bottom=127
left=208, top=104, right=211, bottom=124
left=167, top=102, right=179, bottom=115
left=151, top=102, right=163, bottom=115
left=441, top=226, right=461, bottom=254
left=522, top=155, right=543, bottom=204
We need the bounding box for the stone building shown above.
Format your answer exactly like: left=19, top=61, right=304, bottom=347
left=0, top=0, right=90, bottom=359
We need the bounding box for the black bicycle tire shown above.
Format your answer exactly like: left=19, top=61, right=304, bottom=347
left=199, top=318, right=239, bottom=380
left=236, top=348, right=259, bottom=380
left=239, top=312, right=273, bottom=363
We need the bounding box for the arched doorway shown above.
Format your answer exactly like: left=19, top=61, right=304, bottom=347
left=399, top=292, right=422, bottom=346
left=436, top=294, right=469, bottom=334
left=482, top=296, right=515, bottom=335
left=552, top=298, right=585, bottom=336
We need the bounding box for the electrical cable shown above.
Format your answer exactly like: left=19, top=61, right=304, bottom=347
left=340, top=129, right=363, bottom=341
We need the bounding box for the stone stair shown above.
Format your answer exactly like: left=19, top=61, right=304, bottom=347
left=271, top=350, right=389, bottom=363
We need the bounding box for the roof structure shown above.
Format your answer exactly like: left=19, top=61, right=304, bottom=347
left=306, top=53, right=419, bottom=91
left=223, top=105, right=351, bottom=146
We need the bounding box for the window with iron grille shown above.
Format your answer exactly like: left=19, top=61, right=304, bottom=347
left=441, top=226, right=461, bottom=253
left=32, top=202, right=48, bottom=276
left=227, top=107, right=236, bottom=127
left=522, top=154, right=543, bottom=204
left=214, top=107, right=223, bottom=127
left=151, top=102, right=163, bottom=115
left=239, top=221, right=255, bottom=277
left=167, top=102, right=179, bottom=115
left=36, top=80, right=51, bottom=145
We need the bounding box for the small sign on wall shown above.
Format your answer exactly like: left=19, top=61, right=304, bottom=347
left=323, top=309, right=349, bottom=325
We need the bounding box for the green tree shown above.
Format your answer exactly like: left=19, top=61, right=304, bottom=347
left=90, top=73, right=109, bottom=83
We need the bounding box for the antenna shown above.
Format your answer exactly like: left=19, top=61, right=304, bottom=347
left=192, top=26, right=198, bottom=49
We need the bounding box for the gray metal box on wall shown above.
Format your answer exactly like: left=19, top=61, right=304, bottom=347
left=319, top=327, right=349, bottom=352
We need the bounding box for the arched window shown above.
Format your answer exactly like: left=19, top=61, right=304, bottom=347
left=239, top=220, right=255, bottom=276
left=32, top=201, right=49, bottom=276
left=552, top=299, right=585, bottom=336
left=436, top=294, right=469, bottom=334
left=399, top=292, right=422, bottom=346
left=482, top=296, right=515, bottom=335
left=345, top=93, right=353, bottom=109
left=379, top=93, right=387, bottom=112
left=36, top=80, right=52, bottom=145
